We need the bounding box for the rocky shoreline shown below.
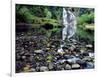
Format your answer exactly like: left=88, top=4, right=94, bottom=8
left=16, top=32, right=94, bottom=73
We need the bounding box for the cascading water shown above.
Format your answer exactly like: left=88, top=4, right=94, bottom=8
left=57, top=8, right=77, bottom=53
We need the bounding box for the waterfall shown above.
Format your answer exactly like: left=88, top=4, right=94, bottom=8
left=58, top=8, right=77, bottom=53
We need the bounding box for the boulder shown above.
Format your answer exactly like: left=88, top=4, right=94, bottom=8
left=34, top=50, right=44, bottom=54
left=86, top=62, right=94, bottom=69
left=86, top=44, right=93, bottom=48
left=72, top=63, right=80, bottom=69
left=48, top=63, right=54, bottom=70
left=40, top=66, right=49, bottom=72
left=65, top=64, right=71, bottom=70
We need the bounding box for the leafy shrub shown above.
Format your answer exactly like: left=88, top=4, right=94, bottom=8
left=77, top=12, right=94, bottom=25
left=16, top=6, right=34, bottom=23
left=76, top=27, right=94, bottom=43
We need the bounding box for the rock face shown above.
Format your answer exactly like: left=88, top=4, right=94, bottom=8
left=16, top=31, right=94, bottom=73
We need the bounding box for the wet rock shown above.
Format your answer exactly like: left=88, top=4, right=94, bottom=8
left=51, top=45, right=56, bottom=48
left=56, top=64, right=62, bottom=70
left=34, top=50, right=44, bottom=54
left=57, top=48, right=65, bottom=55
left=69, top=45, right=76, bottom=51
left=82, top=52, right=89, bottom=56
left=16, top=61, right=23, bottom=73
left=67, top=57, right=81, bottom=63
left=57, top=48, right=63, bottom=53
left=76, top=59, right=87, bottom=68
left=63, top=54, right=70, bottom=59
left=56, top=59, right=66, bottom=64
left=28, top=68, right=36, bottom=72
left=36, top=67, right=40, bottom=71
left=46, top=47, right=50, bottom=50
left=86, top=44, right=93, bottom=48
left=23, top=64, right=31, bottom=72
left=47, top=43, right=50, bottom=47
left=64, top=49, right=69, bottom=53
left=65, top=64, right=71, bottom=70
left=86, top=62, right=94, bottom=69
left=82, top=56, right=92, bottom=61
left=48, top=63, right=54, bottom=70
left=72, top=63, right=80, bottom=69
left=89, top=52, right=94, bottom=58
left=80, top=48, right=86, bottom=53
left=22, top=56, right=26, bottom=59
left=40, top=66, right=49, bottom=72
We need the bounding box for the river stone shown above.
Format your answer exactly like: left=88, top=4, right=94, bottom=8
left=82, top=52, right=89, bottom=56
left=67, top=57, right=81, bottom=63
left=48, top=63, right=53, bottom=70
left=86, top=62, right=94, bottom=69
left=23, top=65, right=30, bottom=72
left=56, top=64, right=62, bottom=70
left=72, top=63, right=80, bottom=69
left=65, top=64, right=71, bottom=70
left=86, top=44, right=93, bottom=48
left=40, top=66, right=49, bottom=72
left=36, top=67, right=40, bottom=71
left=22, top=56, right=26, bottom=59
left=64, top=49, right=69, bottom=53
left=64, top=54, right=70, bottom=59
left=51, top=45, right=56, bottom=48
left=28, top=68, right=36, bottom=72
left=89, top=52, right=94, bottom=58
left=47, top=43, right=50, bottom=47
left=56, top=59, right=66, bottom=64
left=57, top=48, right=65, bottom=55
left=69, top=45, right=76, bottom=51
left=82, top=56, right=91, bottom=61
left=34, top=50, right=44, bottom=53
left=80, top=48, right=86, bottom=53
left=46, top=47, right=50, bottom=50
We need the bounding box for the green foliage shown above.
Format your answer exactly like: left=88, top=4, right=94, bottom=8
left=16, top=4, right=94, bottom=26
left=77, top=11, right=94, bottom=42
left=38, top=28, right=46, bottom=34
left=77, top=12, right=94, bottom=25
left=46, top=55, right=53, bottom=63
left=76, top=27, right=94, bottom=42
left=46, top=31, right=52, bottom=38
left=44, top=8, right=52, bottom=18
left=16, top=6, right=33, bottom=23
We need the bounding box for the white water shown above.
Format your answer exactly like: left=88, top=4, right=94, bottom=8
left=58, top=8, right=77, bottom=53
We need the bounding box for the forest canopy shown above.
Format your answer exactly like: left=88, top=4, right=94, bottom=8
left=16, top=4, right=94, bottom=25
